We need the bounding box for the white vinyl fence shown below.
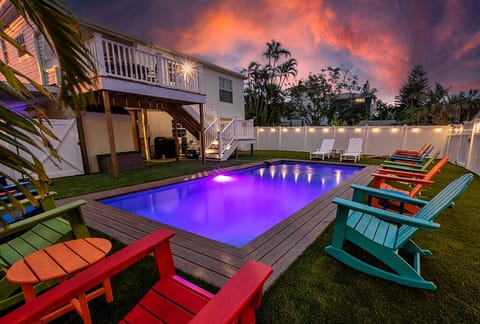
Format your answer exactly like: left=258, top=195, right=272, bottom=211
left=0, top=119, right=84, bottom=180
left=2, top=119, right=480, bottom=179
left=255, top=121, right=480, bottom=176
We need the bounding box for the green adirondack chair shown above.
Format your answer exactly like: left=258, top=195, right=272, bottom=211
left=325, top=173, right=473, bottom=289
left=0, top=199, right=90, bottom=311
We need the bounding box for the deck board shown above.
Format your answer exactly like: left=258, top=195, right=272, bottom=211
left=58, top=161, right=377, bottom=289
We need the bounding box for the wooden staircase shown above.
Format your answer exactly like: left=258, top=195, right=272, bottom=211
left=164, top=106, right=201, bottom=140
left=166, top=104, right=255, bottom=160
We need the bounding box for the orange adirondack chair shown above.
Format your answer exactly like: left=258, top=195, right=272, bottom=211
left=370, top=155, right=450, bottom=215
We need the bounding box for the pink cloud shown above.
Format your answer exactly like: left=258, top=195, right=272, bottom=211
left=145, top=0, right=477, bottom=103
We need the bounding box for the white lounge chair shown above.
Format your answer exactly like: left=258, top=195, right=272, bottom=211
left=340, top=138, right=363, bottom=163
left=310, top=139, right=334, bottom=160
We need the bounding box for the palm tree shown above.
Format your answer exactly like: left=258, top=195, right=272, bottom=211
left=263, top=40, right=291, bottom=71
left=1, top=0, right=96, bottom=224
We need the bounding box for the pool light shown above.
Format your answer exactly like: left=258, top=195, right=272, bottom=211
left=213, top=175, right=233, bottom=183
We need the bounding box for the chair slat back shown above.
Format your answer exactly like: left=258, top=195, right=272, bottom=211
left=320, top=139, right=334, bottom=152
left=346, top=138, right=363, bottom=153
left=395, top=173, right=473, bottom=248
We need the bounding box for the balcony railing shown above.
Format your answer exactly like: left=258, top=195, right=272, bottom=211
left=88, top=33, right=200, bottom=93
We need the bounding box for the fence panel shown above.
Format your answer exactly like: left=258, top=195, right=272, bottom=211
left=255, top=125, right=450, bottom=158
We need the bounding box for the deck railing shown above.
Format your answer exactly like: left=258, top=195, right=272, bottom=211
left=88, top=33, right=200, bottom=93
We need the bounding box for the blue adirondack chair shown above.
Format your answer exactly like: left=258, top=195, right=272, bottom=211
left=325, top=173, right=473, bottom=289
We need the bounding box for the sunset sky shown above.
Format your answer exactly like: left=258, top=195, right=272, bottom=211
left=66, top=0, right=480, bottom=103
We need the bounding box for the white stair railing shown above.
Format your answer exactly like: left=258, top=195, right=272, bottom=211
left=217, top=119, right=237, bottom=159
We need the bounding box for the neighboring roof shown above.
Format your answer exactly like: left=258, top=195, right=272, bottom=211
left=358, top=120, right=396, bottom=126
left=78, top=19, right=246, bottom=80
left=336, top=92, right=376, bottom=100
left=0, top=82, right=59, bottom=111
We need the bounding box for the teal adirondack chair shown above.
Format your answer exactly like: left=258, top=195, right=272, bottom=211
left=325, top=173, right=473, bottom=289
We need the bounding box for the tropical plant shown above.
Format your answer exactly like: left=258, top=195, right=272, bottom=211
left=243, top=40, right=297, bottom=126
left=0, top=0, right=95, bottom=225
left=287, top=66, right=375, bottom=125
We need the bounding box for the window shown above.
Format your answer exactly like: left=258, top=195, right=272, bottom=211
left=0, top=40, right=9, bottom=64
left=219, top=76, right=233, bottom=103
left=15, top=34, right=27, bottom=57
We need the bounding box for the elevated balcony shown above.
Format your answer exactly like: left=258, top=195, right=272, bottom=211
left=86, top=33, right=206, bottom=105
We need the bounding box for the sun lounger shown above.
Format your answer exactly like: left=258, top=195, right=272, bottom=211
left=310, top=139, right=334, bottom=160
left=340, top=138, right=363, bottom=163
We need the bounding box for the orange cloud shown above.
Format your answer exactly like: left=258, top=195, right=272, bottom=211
left=149, top=0, right=476, bottom=102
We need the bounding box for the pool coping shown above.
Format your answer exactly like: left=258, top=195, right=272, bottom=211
left=57, top=159, right=378, bottom=289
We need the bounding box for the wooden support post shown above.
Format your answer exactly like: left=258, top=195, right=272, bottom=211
left=103, top=90, right=119, bottom=178
left=173, top=114, right=180, bottom=161
left=199, top=104, right=206, bottom=164
left=75, top=109, right=90, bottom=174
left=141, top=109, right=151, bottom=161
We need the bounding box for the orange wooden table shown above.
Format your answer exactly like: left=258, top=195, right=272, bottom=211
left=6, top=237, right=113, bottom=323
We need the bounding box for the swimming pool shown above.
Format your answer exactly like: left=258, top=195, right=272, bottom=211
left=100, top=161, right=362, bottom=247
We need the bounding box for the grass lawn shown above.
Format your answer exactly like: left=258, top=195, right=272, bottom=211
left=7, top=150, right=480, bottom=322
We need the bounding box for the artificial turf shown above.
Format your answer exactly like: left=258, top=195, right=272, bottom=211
left=6, top=151, right=480, bottom=322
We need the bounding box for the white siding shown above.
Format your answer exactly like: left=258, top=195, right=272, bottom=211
left=202, top=68, right=245, bottom=119
left=2, top=15, right=42, bottom=84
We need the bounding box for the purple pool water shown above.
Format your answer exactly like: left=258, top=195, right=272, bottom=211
left=100, top=162, right=362, bottom=247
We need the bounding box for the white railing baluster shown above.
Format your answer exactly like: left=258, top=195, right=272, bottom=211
left=88, top=35, right=202, bottom=92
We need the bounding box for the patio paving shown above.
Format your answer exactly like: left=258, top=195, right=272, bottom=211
left=57, top=160, right=377, bottom=289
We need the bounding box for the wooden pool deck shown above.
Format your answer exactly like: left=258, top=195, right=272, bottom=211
left=57, top=160, right=378, bottom=289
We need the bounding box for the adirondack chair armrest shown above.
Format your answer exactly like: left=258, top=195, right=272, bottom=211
left=379, top=164, right=429, bottom=173
left=390, top=155, right=425, bottom=162
left=371, top=173, right=434, bottom=185
left=0, top=229, right=177, bottom=323
left=0, top=199, right=84, bottom=239
left=382, top=160, right=423, bottom=167
left=350, top=184, right=429, bottom=207
left=375, top=168, right=427, bottom=178
left=332, top=197, right=440, bottom=230
left=191, top=260, right=273, bottom=324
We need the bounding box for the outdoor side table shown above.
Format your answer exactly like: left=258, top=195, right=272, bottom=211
left=6, top=237, right=113, bottom=323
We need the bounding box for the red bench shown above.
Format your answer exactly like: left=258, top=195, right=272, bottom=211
left=0, top=229, right=273, bottom=323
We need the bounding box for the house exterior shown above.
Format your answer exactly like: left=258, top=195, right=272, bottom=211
left=335, top=92, right=377, bottom=121
left=0, top=1, right=253, bottom=178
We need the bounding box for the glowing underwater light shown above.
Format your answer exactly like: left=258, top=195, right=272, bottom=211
left=213, top=175, right=233, bottom=183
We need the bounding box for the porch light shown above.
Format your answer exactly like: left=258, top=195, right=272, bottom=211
left=259, top=128, right=265, bottom=132
left=391, top=128, right=399, bottom=133
left=411, top=128, right=420, bottom=133
left=322, top=128, right=329, bottom=133
left=308, top=128, right=316, bottom=133
left=434, top=128, right=443, bottom=133
left=295, top=128, right=301, bottom=133
left=270, top=128, right=276, bottom=132
left=282, top=128, right=289, bottom=133
left=475, top=123, right=480, bottom=133
left=181, top=61, right=194, bottom=75
left=372, top=128, right=380, bottom=133
left=337, top=128, right=345, bottom=133
left=354, top=128, right=362, bottom=133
